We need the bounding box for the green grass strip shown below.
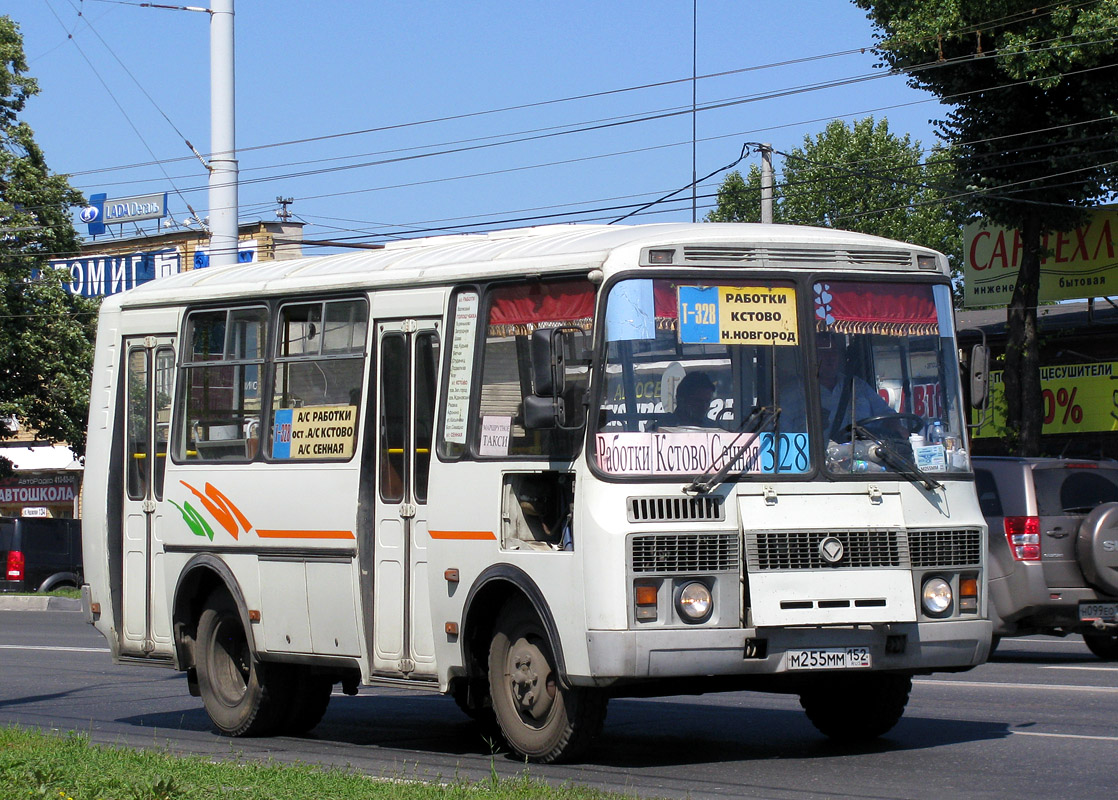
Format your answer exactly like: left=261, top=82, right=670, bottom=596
left=0, top=726, right=633, bottom=800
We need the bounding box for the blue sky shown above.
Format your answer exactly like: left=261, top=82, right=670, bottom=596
left=8, top=1, right=948, bottom=252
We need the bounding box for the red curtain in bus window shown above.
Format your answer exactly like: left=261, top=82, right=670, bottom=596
left=487, top=280, right=595, bottom=335
left=814, top=281, right=939, bottom=336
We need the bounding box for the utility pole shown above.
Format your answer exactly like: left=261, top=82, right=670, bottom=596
left=759, top=144, right=774, bottom=224
left=209, top=0, right=238, bottom=268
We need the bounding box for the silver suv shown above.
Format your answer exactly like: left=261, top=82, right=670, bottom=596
left=973, top=457, right=1118, bottom=659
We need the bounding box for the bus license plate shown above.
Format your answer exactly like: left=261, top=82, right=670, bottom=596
left=1080, top=602, right=1118, bottom=622
left=786, top=647, right=872, bottom=670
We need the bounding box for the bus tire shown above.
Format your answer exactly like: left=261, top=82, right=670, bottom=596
left=799, top=673, right=911, bottom=742
left=195, top=593, right=287, bottom=737
left=281, top=669, right=334, bottom=735
left=487, top=603, right=606, bottom=763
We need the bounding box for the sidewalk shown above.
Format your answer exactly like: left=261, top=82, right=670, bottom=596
left=0, top=595, right=82, bottom=611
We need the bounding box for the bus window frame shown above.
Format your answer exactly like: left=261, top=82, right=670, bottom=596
left=170, top=294, right=372, bottom=466
left=467, top=277, right=595, bottom=463
left=267, top=296, right=369, bottom=464
left=436, top=284, right=482, bottom=462
left=172, top=303, right=269, bottom=465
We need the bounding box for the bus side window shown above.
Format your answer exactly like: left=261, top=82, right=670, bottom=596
left=476, top=279, right=594, bottom=459
left=269, top=298, right=367, bottom=462
left=176, top=307, right=267, bottom=462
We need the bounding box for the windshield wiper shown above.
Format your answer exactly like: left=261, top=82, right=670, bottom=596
left=849, top=422, right=942, bottom=491
left=683, top=406, right=781, bottom=495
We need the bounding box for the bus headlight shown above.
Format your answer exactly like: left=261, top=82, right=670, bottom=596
left=676, top=581, right=713, bottom=623
left=921, top=577, right=953, bottom=615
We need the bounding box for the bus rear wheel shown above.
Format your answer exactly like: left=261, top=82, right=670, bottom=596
left=487, top=603, right=606, bottom=763
left=280, top=669, right=334, bottom=735
left=195, top=593, right=287, bottom=736
left=799, top=673, right=911, bottom=742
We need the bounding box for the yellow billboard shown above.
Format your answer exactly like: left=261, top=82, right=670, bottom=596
left=971, top=362, right=1118, bottom=438
left=963, top=205, right=1118, bottom=308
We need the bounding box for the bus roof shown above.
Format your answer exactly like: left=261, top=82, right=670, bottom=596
left=104, top=222, right=942, bottom=310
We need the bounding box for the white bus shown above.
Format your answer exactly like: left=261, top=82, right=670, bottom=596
left=82, top=223, right=991, bottom=762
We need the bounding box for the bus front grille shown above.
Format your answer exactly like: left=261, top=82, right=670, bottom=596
left=748, top=530, right=905, bottom=570
left=627, top=495, right=725, bottom=522
left=908, top=528, right=982, bottom=567
left=631, top=533, right=739, bottom=573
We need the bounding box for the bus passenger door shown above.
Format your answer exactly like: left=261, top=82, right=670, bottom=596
left=120, top=337, right=176, bottom=655
left=372, top=319, right=440, bottom=677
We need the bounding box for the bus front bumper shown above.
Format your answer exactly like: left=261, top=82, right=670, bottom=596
left=581, top=618, right=992, bottom=683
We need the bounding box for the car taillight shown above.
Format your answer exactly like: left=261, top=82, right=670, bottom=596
left=5, top=550, right=24, bottom=580
left=1004, top=516, right=1041, bottom=561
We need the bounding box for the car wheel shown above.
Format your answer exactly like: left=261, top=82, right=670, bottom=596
left=487, top=603, right=606, bottom=763
left=1083, top=632, right=1118, bottom=660
left=800, top=673, right=911, bottom=741
left=195, top=592, right=288, bottom=736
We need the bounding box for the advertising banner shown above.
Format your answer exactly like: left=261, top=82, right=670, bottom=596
left=971, top=361, right=1118, bottom=438
left=963, top=205, right=1118, bottom=308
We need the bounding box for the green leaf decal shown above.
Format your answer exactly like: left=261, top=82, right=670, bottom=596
left=170, top=499, right=215, bottom=541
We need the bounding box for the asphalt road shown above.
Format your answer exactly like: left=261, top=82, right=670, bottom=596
left=1, top=608, right=1116, bottom=800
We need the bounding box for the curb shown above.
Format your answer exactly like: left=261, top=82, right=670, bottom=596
left=0, top=595, right=82, bottom=612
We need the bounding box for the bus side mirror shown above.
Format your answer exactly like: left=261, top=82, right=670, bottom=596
left=525, top=327, right=580, bottom=430
left=530, top=327, right=567, bottom=397
left=969, top=343, right=989, bottom=408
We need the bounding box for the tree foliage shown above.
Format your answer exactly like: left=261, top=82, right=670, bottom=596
left=707, top=117, right=964, bottom=281
left=0, top=16, right=97, bottom=474
left=853, top=0, right=1118, bottom=454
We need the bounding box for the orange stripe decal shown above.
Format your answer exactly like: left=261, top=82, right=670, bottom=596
left=429, top=530, right=497, bottom=541
left=256, top=529, right=356, bottom=540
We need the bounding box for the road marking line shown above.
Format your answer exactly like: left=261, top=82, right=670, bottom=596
left=1012, top=730, right=1118, bottom=742
left=915, top=679, right=1118, bottom=694
left=0, top=645, right=109, bottom=653
left=1041, top=665, right=1118, bottom=672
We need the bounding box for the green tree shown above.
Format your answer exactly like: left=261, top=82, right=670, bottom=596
left=707, top=117, right=964, bottom=282
left=853, top=0, right=1118, bottom=455
left=0, top=15, right=96, bottom=475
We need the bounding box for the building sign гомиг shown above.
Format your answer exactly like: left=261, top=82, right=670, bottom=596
left=50, top=249, right=182, bottom=298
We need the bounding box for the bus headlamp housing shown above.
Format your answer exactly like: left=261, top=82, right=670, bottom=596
left=921, top=577, right=953, bottom=616
left=675, top=580, right=713, bottom=623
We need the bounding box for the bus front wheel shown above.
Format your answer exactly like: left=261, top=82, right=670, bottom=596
left=195, top=593, right=287, bottom=736
left=799, top=672, right=911, bottom=742
left=487, top=603, right=606, bottom=763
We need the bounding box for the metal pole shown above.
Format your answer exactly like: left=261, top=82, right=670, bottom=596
left=209, top=0, right=238, bottom=268
left=760, top=144, right=773, bottom=224
left=691, top=0, right=697, bottom=223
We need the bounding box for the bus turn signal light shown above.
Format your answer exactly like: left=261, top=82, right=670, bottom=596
left=635, top=584, right=658, bottom=621
left=959, top=576, right=978, bottom=613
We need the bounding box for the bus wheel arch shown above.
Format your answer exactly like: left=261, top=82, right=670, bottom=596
left=171, top=556, right=256, bottom=687
left=460, top=565, right=568, bottom=688
left=461, top=566, right=605, bottom=762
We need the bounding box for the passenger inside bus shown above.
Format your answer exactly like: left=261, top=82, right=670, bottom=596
left=816, top=331, right=896, bottom=441
left=661, top=371, right=717, bottom=428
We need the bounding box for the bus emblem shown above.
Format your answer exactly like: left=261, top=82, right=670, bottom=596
left=819, top=536, right=845, bottom=565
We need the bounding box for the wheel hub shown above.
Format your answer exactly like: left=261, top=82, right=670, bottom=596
left=508, top=638, right=556, bottom=721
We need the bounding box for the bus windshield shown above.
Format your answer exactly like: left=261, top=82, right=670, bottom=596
left=591, top=277, right=969, bottom=481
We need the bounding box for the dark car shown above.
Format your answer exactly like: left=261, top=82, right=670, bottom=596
left=0, top=517, right=83, bottom=593
left=973, top=457, right=1118, bottom=659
